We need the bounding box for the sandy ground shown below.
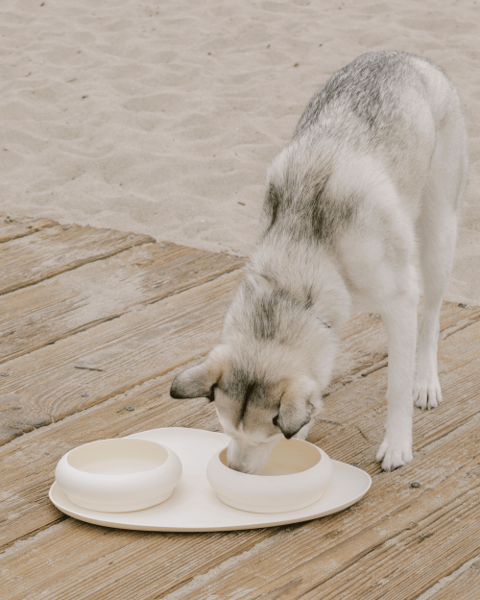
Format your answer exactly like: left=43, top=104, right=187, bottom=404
left=0, top=0, right=479, bottom=303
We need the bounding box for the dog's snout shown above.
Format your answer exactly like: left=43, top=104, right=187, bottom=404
left=226, top=449, right=255, bottom=473
left=226, top=437, right=278, bottom=474
left=226, top=441, right=258, bottom=473
left=227, top=461, right=248, bottom=473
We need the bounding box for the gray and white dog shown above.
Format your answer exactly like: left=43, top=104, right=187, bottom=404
left=171, top=50, right=468, bottom=472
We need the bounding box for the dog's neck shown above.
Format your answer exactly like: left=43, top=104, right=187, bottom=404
left=246, top=238, right=352, bottom=332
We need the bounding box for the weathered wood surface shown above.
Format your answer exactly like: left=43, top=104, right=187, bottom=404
left=1, top=321, right=480, bottom=599
left=0, top=269, right=474, bottom=446
left=0, top=214, right=56, bottom=243
left=0, top=270, right=242, bottom=445
left=0, top=241, right=243, bottom=363
left=0, top=216, right=479, bottom=600
left=427, top=561, right=480, bottom=600
left=0, top=222, right=154, bottom=295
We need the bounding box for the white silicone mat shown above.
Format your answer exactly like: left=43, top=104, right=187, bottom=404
left=49, top=427, right=371, bottom=531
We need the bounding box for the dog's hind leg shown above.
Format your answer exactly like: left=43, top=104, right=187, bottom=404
left=414, top=107, right=468, bottom=410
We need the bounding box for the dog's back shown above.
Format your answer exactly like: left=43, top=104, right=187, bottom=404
left=295, top=50, right=464, bottom=181
left=261, top=51, right=466, bottom=248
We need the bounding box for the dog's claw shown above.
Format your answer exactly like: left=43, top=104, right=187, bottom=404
left=376, top=438, right=413, bottom=471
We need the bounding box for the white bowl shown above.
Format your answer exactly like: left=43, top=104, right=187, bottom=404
left=206, top=438, right=333, bottom=513
left=55, top=438, right=182, bottom=512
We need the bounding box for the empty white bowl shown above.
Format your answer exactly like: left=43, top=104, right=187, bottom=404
left=206, top=438, right=333, bottom=513
left=55, top=438, right=182, bottom=512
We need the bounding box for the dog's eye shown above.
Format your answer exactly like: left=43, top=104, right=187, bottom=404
left=272, top=415, right=279, bottom=427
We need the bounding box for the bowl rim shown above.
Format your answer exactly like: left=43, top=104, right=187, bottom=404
left=61, top=438, right=173, bottom=479
left=214, top=439, right=325, bottom=479
left=207, top=440, right=333, bottom=495
left=55, top=438, right=183, bottom=504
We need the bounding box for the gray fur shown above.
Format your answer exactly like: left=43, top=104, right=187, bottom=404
left=171, top=50, right=468, bottom=473
left=294, top=50, right=438, bottom=137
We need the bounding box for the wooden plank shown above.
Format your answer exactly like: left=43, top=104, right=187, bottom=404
left=426, top=561, right=480, bottom=600
left=298, top=500, right=480, bottom=599
left=0, top=302, right=477, bottom=548
left=0, top=270, right=242, bottom=445
left=328, top=301, right=480, bottom=396
left=163, top=426, right=480, bottom=600
left=298, top=480, right=480, bottom=599
left=1, top=395, right=479, bottom=600
left=0, top=214, right=56, bottom=243
left=0, top=286, right=472, bottom=448
left=0, top=242, right=243, bottom=363
left=1, top=308, right=480, bottom=598
left=0, top=372, right=217, bottom=551
left=0, top=520, right=275, bottom=600
left=0, top=222, right=154, bottom=296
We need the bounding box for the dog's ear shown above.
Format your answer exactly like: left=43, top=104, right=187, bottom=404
left=276, top=377, right=317, bottom=439
left=170, top=345, right=231, bottom=401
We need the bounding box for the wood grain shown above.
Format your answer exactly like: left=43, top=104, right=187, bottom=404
left=168, top=425, right=480, bottom=600
left=0, top=270, right=242, bottom=444
left=0, top=301, right=478, bottom=548
left=1, top=306, right=480, bottom=599
left=0, top=222, right=154, bottom=296
left=0, top=242, right=243, bottom=363
left=1, top=396, right=479, bottom=600
left=0, top=214, right=56, bottom=243
left=0, top=217, right=479, bottom=599
left=426, top=560, right=480, bottom=600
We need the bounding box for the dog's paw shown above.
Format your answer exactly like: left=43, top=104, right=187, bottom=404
left=414, top=375, right=442, bottom=410
left=376, top=438, right=413, bottom=471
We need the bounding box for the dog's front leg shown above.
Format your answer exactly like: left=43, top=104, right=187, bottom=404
left=376, top=294, right=418, bottom=471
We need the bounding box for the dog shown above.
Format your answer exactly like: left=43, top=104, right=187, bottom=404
left=170, top=50, right=468, bottom=472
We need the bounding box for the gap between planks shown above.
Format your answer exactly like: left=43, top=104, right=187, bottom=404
left=416, top=555, right=480, bottom=600
left=2, top=397, right=480, bottom=600
left=0, top=220, right=155, bottom=297
left=0, top=269, right=243, bottom=444
left=0, top=241, right=244, bottom=364
left=1, top=308, right=480, bottom=598
left=1, top=217, right=479, bottom=599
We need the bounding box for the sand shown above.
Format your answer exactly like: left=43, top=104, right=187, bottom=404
left=0, top=0, right=479, bottom=303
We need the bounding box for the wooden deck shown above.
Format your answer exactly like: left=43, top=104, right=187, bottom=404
left=0, top=214, right=479, bottom=600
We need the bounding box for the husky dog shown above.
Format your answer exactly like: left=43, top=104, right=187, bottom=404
left=171, top=50, right=468, bottom=472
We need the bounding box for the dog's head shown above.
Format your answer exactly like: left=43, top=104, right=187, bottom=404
left=170, top=343, right=328, bottom=473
